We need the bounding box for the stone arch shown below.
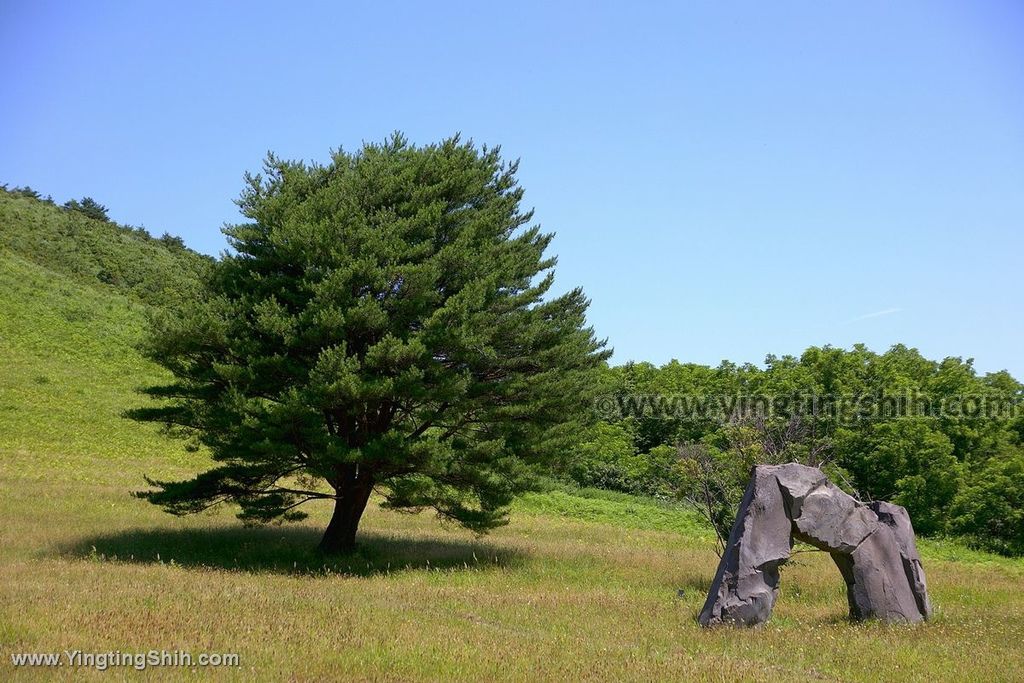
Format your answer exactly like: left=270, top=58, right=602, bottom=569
left=697, top=463, right=932, bottom=627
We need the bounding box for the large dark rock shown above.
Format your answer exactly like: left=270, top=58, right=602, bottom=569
left=697, top=463, right=932, bottom=627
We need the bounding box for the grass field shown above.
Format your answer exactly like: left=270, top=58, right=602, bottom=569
left=2, top=250, right=1023, bottom=681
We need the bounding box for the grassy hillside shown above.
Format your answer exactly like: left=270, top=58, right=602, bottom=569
left=1, top=217, right=1023, bottom=680
left=0, top=190, right=210, bottom=307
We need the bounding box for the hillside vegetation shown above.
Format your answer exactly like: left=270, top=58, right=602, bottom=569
left=1, top=194, right=1023, bottom=681
left=0, top=189, right=210, bottom=307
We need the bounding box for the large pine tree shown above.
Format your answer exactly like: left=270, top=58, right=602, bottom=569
left=130, top=134, right=610, bottom=552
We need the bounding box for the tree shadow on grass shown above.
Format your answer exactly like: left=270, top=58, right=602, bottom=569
left=60, top=525, right=524, bottom=577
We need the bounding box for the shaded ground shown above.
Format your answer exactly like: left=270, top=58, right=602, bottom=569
left=62, top=525, right=522, bottom=577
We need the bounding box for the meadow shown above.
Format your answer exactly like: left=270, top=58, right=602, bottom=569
left=2, top=247, right=1024, bottom=681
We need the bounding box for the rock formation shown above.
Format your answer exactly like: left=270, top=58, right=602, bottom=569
left=697, top=463, right=931, bottom=627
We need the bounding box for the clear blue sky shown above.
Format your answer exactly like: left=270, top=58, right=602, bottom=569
left=3, top=1, right=1022, bottom=377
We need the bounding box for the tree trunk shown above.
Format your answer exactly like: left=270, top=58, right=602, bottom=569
left=318, top=475, right=374, bottom=554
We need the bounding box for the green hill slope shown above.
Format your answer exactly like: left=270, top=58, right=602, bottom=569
left=0, top=252, right=199, bottom=482
left=1, top=198, right=1023, bottom=681
left=0, top=189, right=210, bottom=307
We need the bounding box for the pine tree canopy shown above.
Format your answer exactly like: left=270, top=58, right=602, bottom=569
left=129, top=133, right=610, bottom=552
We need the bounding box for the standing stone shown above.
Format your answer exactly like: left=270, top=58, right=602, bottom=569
left=697, top=463, right=932, bottom=627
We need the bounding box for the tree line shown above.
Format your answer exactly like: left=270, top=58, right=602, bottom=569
left=566, top=346, right=1023, bottom=555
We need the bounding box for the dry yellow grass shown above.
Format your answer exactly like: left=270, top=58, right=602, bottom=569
left=2, top=461, right=1023, bottom=681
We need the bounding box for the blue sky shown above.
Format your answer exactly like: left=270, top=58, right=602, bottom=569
left=2, top=1, right=1022, bottom=377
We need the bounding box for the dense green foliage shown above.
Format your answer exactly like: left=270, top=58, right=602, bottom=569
left=63, top=196, right=111, bottom=222
left=570, top=345, right=1024, bottom=554
left=129, top=135, right=610, bottom=552
left=0, top=187, right=210, bottom=307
